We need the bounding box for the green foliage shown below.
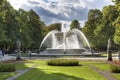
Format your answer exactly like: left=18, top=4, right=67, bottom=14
left=114, top=16, right=120, bottom=45
left=47, top=23, right=61, bottom=31
left=47, top=59, right=79, bottom=66
left=82, top=9, right=103, bottom=49
left=0, top=0, right=46, bottom=50
left=110, top=64, right=120, bottom=73
left=0, top=64, right=15, bottom=72
left=82, top=5, right=119, bottom=50
left=70, top=20, right=80, bottom=29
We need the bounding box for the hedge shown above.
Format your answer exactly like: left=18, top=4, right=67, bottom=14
left=110, top=64, right=120, bottom=73
left=0, top=64, right=15, bottom=72
left=47, top=59, right=79, bottom=66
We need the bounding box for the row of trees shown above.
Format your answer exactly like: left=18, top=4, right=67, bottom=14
left=81, top=0, right=120, bottom=51
left=0, top=0, right=120, bottom=53
left=0, top=0, right=45, bottom=53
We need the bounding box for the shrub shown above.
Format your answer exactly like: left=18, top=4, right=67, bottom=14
left=110, top=64, right=120, bottom=73
left=47, top=59, right=79, bottom=66
left=0, top=64, right=15, bottom=72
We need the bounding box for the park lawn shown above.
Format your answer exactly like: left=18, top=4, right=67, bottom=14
left=0, top=72, right=15, bottom=80
left=90, top=62, right=110, bottom=71
left=112, top=73, right=120, bottom=80
left=15, top=60, right=36, bottom=70
left=16, top=60, right=106, bottom=80
left=0, top=60, right=35, bottom=80
left=87, top=61, right=120, bottom=80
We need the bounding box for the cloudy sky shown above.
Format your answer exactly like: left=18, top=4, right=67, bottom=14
left=8, top=0, right=114, bottom=26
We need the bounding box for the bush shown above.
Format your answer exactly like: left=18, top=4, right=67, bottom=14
left=47, top=59, right=79, bottom=66
left=0, top=64, right=15, bottom=72
left=110, top=64, right=120, bottom=73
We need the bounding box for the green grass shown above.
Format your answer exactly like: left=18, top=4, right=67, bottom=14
left=16, top=60, right=106, bottom=80
left=0, top=72, right=15, bottom=80
left=1, top=60, right=120, bottom=80
left=85, top=61, right=120, bottom=80
left=0, top=60, right=35, bottom=80
left=112, top=73, right=120, bottom=80
left=90, top=63, right=110, bottom=71
left=15, top=60, right=35, bottom=70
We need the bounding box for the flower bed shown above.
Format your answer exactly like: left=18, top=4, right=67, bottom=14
left=110, top=61, right=120, bottom=73
left=0, top=59, right=16, bottom=64
left=0, top=59, right=16, bottom=72
left=0, top=64, right=15, bottom=72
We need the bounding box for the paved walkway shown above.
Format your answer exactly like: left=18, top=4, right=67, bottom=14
left=6, top=65, right=37, bottom=80
left=89, top=65, right=116, bottom=80
left=0, top=55, right=16, bottom=61
left=0, top=54, right=119, bottom=61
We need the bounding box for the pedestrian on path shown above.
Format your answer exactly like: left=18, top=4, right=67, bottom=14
left=2, top=49, right=5, bottom=57
left=0, top=48, right=3, bottom=58
left=28, top=50, right=32, bottom=58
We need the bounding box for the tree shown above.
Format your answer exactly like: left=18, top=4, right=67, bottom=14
left=114, top=16, right=120, bottom=45
left=70, top=20, right=80, bottom=29
left=82, top=9, right=103, bottom=50
left=47, top=23, right=61, bottom=31
left=28, top=9, right=45, bottom=49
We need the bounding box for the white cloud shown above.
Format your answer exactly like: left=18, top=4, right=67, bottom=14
left=8, top=0, right=114, bottom=26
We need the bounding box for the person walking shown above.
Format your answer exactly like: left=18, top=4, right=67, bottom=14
left=2, top=49, right=5, bottom=57
left=28, top=50, right=32, bottom=59
left=0, top=48, right=3, bottom=58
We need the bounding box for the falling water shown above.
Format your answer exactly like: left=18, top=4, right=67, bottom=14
left=40, top=23, right=91, bottom=54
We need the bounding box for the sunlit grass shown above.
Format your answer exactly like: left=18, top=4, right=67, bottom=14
left=1, top=60, right=120, bottom=80
left=112, top=73, right=120, bottom=80
left=15, top=60, right=37, bottom=70
left=0, top=72, right=15, bottom=80
left=16, top=60, right=106, bottom=80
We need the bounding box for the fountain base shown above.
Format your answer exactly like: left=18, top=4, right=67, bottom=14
left=43, top=48, right=86, bottom=54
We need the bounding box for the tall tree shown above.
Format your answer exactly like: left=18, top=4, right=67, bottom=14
left=28, top=9, right=45, bottom=49
left=82, top=9, right=103, bottom=49
left=47, top=23, right=61, bottom=31
left=114, top=16, right=120, bottom=45
left=70, top=20, right=80, bottom=29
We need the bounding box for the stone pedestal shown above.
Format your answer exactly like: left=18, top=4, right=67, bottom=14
left=118, top=51, right=120, bottom=61
left=16, top=39, right=21, bottom=60
left=107, top=38, right=112, bottom=61
left=107, top=50, right=112, bottom=61
left=16, top=50, right=21, bottom=60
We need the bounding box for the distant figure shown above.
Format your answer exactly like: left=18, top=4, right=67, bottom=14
left=2, top=49, right=5, bottom=57
left=28, top=50, right=32, bottom=58
left=0, top=49, right=3, bottom=58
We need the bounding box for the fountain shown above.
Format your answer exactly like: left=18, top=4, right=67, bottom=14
left=39, top=23, right=92, bottom=55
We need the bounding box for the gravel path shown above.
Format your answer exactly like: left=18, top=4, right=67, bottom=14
left=89, top=65, right=116, bottom=80
left=6, top=65, right=37, bottom=80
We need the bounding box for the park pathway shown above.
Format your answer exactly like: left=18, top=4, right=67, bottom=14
left=6, top=65, right=37, bottom=80
left=89, top=65, right=116, bottom=80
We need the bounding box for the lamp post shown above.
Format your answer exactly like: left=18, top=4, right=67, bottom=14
left=16, top=39, right=21, bottom=60
left=107, top=38, right=112, bottom=61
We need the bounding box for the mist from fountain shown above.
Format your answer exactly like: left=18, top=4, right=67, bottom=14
left=40, top=23, right=91, bottom=54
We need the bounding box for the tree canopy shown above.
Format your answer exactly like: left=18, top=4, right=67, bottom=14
left=0, top=0, right=120, bottom=52
left=70, top=20, right=80, bottom=29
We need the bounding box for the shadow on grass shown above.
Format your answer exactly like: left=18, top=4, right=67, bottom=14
left=16, top=68, right=86, bottom=80
left=0, top=72, right=15, bottom=80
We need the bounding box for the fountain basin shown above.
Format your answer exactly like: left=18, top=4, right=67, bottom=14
left=46, top=48, right=86, bottom=54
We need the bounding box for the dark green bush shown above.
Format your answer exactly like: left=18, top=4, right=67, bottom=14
left=47, top=59, right=79, bottom=66
left=110, top=64, right=120, bottom=73
left=0, top=64, right=15, bottom=72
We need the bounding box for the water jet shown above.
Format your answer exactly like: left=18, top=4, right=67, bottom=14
left=39, top=23, right=91, bottom=55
